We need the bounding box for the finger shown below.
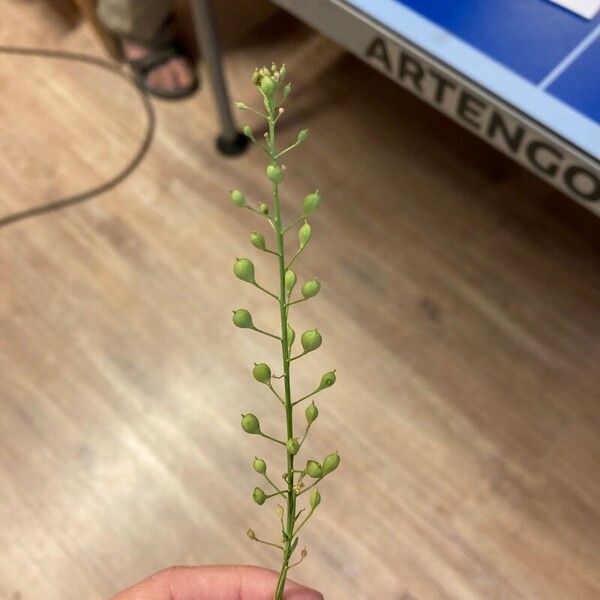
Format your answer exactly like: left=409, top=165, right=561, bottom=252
left=111, top=564, right=323, bottom=600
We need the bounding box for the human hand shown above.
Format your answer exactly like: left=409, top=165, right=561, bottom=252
left=111, top=565, right=323, bottom=600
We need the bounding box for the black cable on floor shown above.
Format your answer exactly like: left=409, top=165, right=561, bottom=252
left=0, top=46, right=156, bottom=229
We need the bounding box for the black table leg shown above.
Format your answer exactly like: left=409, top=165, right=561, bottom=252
left=189, top=0, right=249, bottom=156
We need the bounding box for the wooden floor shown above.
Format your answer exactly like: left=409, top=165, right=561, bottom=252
left=1, top=2, right=600, bottom=599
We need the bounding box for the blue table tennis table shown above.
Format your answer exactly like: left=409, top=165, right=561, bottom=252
left=191, top=0, right=600, bottom=216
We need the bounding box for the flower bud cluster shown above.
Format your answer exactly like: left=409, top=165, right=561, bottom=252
left=252, top=63, right=287, bottom=93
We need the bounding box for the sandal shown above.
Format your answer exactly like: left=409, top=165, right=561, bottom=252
left=126, top=43, right=199, bottom=100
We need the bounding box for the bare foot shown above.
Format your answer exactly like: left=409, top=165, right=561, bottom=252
left=122, top=40, right=195, bottom=95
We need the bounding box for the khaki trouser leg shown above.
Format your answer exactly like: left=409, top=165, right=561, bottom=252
left=97, top=0, right=175, bottom=45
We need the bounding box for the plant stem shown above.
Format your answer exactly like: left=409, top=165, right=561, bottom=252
left=299, top=422, right=312, bottom=446
left=286, top=297, right=308, bottom=308
left=253, top=282, right=279, bottom=301
left=253, top=326, right=281, bottom=341
left=297, top=477, right=322, bottom=496
left=264, top=474, right=284, bottom=494
left=289, top=351, right=307, bottom=362
left=259, top=432, right=286, bottom=446
left=276, top=141, right=301, bottom=159
left=267, top=383, right=285, bottom=405
left=245, top=205, right=273, bottom=221
left=291, top=388, right=320, bottom=407
left=292, top=508, right=315, bottom=537
left=264, top=248, right=281, bottom=257
left=253, top=537, right=284, bottom=551
left=283, top=215, right=304, bottom=234
left=286, top=245, right=306, bottom=270
left=266, top=489, right=288, bottom=499
left=268, top=101, right=296, bottom=600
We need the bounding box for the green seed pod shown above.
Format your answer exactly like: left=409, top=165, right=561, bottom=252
left=305, top=401, right=318, bottom=424
left=243, top=125, right=254, bottom=139
left=301, top=329, right=322, bottom=353
left=310, top=489, right=321, bottom=510
left=259, top=203, right=269, bottom=215
left=322, top=451, right=340, bottom=475
left=299, top=221, right=312, bottom=248
left=297, top=129, right=309, bottom=143
left=230, top=189, right=247, bottom=208
left=241, top=413, right=261, bottom=435
left=286, top=438, right=300, bottom=456
left=252, top=69, right=261, bottom=85
left=250, top=232, right=266, bottom=250
left=232, top=308, right=253, bottom=329
left=252, top=363, right=271, bottom=385
left=283, top=83, right=292, bottom=97
left=284, top=269, right=297, bottom=292
left=287, top=324, right=295, bottom=350
left=305, top=460, right=322, bottom=479
left=234, top=258, right=255, bottom=283
left=267, top=164, right=284, bottom=184
left=318, top=370, right=336, bottom=389
left=260, top=75, right=275, bottom=98
left=279, top=64, right=287, bottom=81
left=253, top=487, right=267, bottom=505
left=253, top=457, right=267, bottom=474
left=235, top=102, right=248, bottom=110
left=302, top=190, right=321, bottom=215
left=301, top=278, right=321, bottom=299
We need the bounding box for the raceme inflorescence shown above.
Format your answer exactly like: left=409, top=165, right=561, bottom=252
left=230, top=64, right=340, bottom=600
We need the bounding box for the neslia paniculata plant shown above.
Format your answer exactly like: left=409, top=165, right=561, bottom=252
left=229, top=64, right=340, bottom=599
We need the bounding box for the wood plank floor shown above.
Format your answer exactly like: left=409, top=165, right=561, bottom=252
left=1, top=1, right=599, bottom=598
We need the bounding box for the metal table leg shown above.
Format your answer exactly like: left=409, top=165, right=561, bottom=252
left=190, top=0, right=249, bottom=156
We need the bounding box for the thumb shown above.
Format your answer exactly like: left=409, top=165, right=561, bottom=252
left=111, top=564, right=323, bottom=600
